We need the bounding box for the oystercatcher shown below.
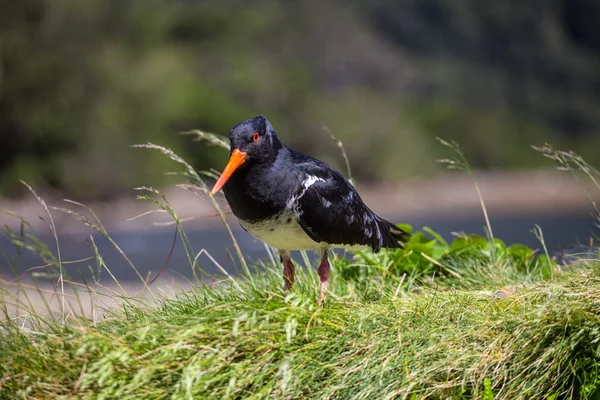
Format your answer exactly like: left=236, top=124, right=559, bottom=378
left=211, top=116, right=409, bottom=304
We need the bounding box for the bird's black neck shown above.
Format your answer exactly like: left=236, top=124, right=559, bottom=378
left=223, top=146, right=297, bottom=222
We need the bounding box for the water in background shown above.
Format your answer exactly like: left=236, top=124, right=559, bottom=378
left=1, top=210, right=597, bottom=283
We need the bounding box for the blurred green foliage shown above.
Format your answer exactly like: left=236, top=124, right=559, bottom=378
left=1, top=0, right=600, bottom=198
left=337, top=223, right=555, bottom=284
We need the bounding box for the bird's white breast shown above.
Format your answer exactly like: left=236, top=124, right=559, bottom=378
left=240, top=211, right=318, bottom=250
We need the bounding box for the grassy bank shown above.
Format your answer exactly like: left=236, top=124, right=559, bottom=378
left=1, top=255, right=600, bottom=399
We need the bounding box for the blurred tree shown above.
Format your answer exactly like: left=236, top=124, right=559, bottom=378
left=1, top=0, right=599, bottom=199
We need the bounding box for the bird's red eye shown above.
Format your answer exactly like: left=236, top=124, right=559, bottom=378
left=252, top=132, right=260, bottom=142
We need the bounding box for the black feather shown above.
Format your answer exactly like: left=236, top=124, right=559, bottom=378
left=287, top=148, right=410, bottom=251
left=373, top=216, right=410, bottom=252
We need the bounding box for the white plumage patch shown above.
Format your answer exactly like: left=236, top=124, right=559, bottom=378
left=285, top=175, right=325, bottom=210
left=240, top=211, right=318, bottom=250
left=303, top=175, right=325, bottom=188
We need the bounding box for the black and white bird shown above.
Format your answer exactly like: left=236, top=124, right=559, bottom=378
left=211, top=116, right=409, bottom=304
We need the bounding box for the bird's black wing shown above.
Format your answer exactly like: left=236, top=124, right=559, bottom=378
left=289, top=157, right=408, bottom=252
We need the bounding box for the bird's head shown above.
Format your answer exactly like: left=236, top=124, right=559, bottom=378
left=211, top=115, right=282, bottom=194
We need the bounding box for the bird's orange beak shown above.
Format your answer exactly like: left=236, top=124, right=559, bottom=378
left=211, top=148, right=247, bottom=195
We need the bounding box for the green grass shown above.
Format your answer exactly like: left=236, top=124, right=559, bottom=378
left=1, top=258, right=600, bottom=399
left=1, top=139, right=600, bottom=399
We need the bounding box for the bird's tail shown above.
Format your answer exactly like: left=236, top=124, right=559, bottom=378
left=373, top=216, right=410, bottom=252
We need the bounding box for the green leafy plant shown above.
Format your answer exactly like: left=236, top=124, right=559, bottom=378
left=339, top=224, right=555, bottom=286
left=483, top=378, right=495, bottom=400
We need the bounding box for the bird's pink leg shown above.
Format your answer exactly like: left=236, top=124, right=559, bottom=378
left=280, top=250, right=295, bottom=291
left=317, top=249, right=330, bottom=306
